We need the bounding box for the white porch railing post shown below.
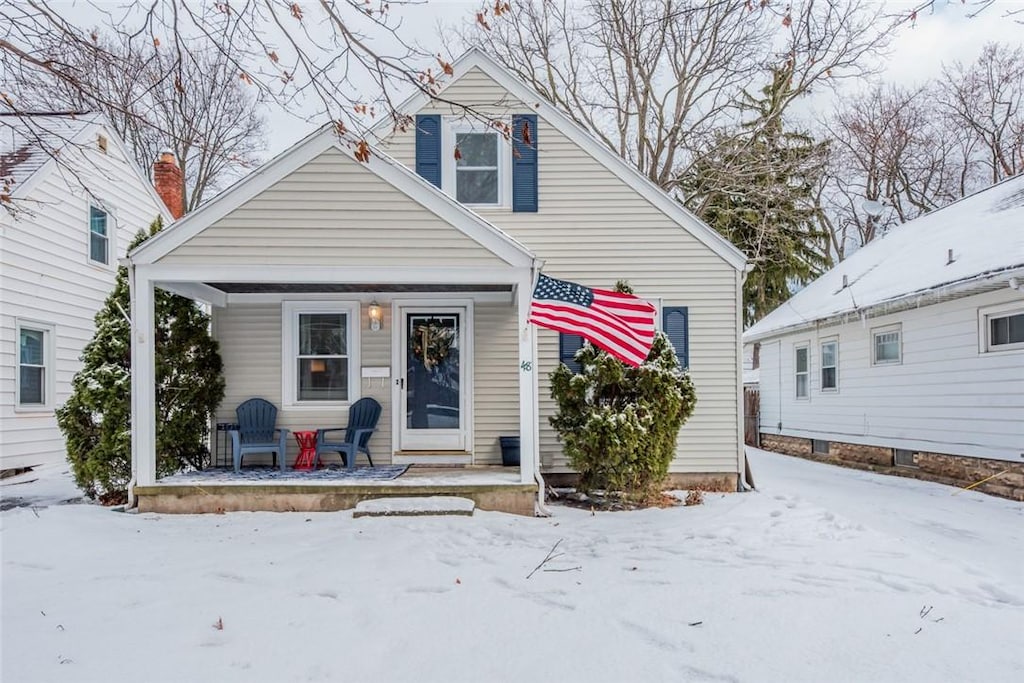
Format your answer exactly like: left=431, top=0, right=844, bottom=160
left=517, top=273, right=538, bottom=486
left=132, top=270, right=157, bottom=486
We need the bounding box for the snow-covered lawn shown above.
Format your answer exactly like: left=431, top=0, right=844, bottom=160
left=2, top=450, right=1022, bottom=682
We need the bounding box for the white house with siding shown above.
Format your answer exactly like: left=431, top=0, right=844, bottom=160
left=126, top=49, right=747, bottom=513
left=0, top=113, right=171, bottom=470
left=745, top=175, right=1024, bottom=500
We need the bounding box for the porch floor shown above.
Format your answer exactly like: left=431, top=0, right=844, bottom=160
left=155, top=465, right=523, bottom=487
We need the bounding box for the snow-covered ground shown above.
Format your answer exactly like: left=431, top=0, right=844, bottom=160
left=2, top=449, right=1022, bottom=682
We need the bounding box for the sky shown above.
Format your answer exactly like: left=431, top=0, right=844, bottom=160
left=257, top=0, right=1024, bottom=155
left=48, top=0, right=1024, bottom=157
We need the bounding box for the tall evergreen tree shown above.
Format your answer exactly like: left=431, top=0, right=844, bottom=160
left=685, top=66, right=831, bottom=326
left=57, top=219, right=225, bottom=503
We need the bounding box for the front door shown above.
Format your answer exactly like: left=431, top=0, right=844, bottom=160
left=398, top=308, right=467, bottom=451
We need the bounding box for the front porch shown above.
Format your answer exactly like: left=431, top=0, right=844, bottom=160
left=134, top=466, right=537, bottom=515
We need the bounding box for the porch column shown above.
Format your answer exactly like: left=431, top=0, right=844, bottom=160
left=517, top=272, right=538, bottom=486
left=131, top=269, right=157, bottom=486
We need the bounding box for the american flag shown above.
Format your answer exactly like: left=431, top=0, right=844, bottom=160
left=529, top=274, right=656, bottom=367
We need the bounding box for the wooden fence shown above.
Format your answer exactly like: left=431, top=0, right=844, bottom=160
left=743, top=387, right=760, bottom=448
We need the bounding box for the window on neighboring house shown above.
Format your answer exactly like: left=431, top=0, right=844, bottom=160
left=987, top=310, right=1024, bottom=351
left=795, top=344, right=809, bottom=399
left=17, top=322, right=52, bottom=408
left=872, top=325, right=901, bottom=365
left=89, top=205, right=109, bottom=265
left=820, top=340, right=838, bottom=391
left=454, top=130, right=502, bottom=205
left=283, top=302, right=359, bottom=406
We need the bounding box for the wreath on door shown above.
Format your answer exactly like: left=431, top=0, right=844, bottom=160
left=410, top=319, right=455, bottom=370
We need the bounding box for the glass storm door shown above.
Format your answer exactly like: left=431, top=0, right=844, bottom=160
left=399, top=309, right=466, bottom=450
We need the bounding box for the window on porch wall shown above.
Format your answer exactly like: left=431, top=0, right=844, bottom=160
left=297, top=313, right=349, bottom=401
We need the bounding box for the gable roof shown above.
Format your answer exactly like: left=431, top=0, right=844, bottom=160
left=128, top=126, right=535, bottom=268
left=0, top=112, right=172, bottom=222
left=745, top=174, right=1024, bottom=342
left=372, top=47, right=747, bottom=271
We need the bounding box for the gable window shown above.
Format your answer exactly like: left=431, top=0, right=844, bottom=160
left=794, top=344, right=809, bottom=399
left=16, top=321, right=54, bottom=409
left=282, top=302, right=360, bottom=406
left=89, top=205, right=109, bottom=265
left=872, top=324, right=901, bottom=365
left=820, top=339, right=838, bottom=391
left=455, top=131, right=501, bottom=204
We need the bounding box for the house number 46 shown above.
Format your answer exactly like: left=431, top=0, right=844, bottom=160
left=520, top=361, right=533, bottom=372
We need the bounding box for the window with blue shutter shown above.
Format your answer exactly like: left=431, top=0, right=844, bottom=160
left=415, top=114, right=442, bottom=188
left=662, top=307, right=689, bottom=369
left=511, top=114, right=538, bottom=212
left=559, top=333, right=584, bottom=374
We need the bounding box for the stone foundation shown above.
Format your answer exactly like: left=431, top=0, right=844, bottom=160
left=543, top=471, right=739, bottom=493
left=759, top=433, right=1023, bottom=501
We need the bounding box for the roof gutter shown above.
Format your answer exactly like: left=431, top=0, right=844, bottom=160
left=744, top=266, right=1024, bottom=343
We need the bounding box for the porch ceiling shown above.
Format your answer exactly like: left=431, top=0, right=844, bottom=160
left=205, top=283, right=514, bottom=294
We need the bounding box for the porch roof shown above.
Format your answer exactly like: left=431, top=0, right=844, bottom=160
left=205, top=282, right=513, bottom=294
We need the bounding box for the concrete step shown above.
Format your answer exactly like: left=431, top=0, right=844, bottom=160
left=352, top=495, right=476, bottom=518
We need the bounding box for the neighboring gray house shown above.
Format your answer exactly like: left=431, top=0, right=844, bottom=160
left=745, top=175, right=1024, bottom=500
left=0, top=113, right=172, bottom=470
left=126, top=49, right=748, bottom=513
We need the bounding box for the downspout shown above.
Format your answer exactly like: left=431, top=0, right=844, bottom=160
left=123, top=257, right=138, bottom=509
left=530, top=258, right=552, bottom=517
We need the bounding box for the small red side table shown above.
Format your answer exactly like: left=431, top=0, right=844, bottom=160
left=293, top=431, right=318, bottom=470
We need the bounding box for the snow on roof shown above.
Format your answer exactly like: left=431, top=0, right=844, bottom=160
left=743, top=367, right=760, bottom=386
left=0, top=113, right=96, bottom=192
left=745, top=175, right=1024, bottom=341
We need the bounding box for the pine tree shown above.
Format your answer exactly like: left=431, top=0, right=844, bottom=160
left=685, top=66, right=831, bottom=326
left=57, top=219, right=225, bottom=503
left=548, top=282, right=697, bottom=502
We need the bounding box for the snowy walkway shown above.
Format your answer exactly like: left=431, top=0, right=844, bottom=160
left=2, top=451, right=1022, bottom=682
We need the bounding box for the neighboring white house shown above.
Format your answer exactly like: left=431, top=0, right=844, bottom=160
left=0, top=113, right=172, bottom=470
left=745, top=175, right=1024, bottom=500
left=125, top=48, right=748, bottom=512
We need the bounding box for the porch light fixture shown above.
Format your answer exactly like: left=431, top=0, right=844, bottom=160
left=368, top=301, right=382, bottom=331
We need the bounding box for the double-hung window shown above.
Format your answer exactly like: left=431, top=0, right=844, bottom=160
left=820, top=339, right=838, bottom=391
left=794, top=344, right=809, bottom=399
left=17, top=321, right=53, bottom=408
left=443, top=120, right=509, bottom=207
left=872, top=325, right=901, bottom=365
left=283, top=302, right=359, bottom=406
left=89, top=205, right=109, bottom=265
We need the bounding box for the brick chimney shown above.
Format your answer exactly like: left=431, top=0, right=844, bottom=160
left=153, top=149, right=184, bottom=219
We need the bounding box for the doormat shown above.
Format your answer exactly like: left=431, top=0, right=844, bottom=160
left=168, top=465, right=409, bottom=483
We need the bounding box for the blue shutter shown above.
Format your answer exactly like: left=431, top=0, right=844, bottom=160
left=415, top=115, right=442, bottom=188
left=559, top=333, right=584, bottom=374
left=512, top=114, right=538, bottom=212
left=663, top=307, right=689, bottom=369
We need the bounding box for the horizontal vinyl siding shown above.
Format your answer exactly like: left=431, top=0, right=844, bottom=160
left=157, top=149, right=506, bottom=267
left=383, top=68, right=741, bottom=475
left=473, top=301, right=519, bottom=464
left=758, top=288, right=1024, bottom=461
left=0, top=140, right=165, bottom=469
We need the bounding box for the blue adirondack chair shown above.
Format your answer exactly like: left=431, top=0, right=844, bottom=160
left=230, top=398, right=290, bottom=473
left=315, top=397, right=382, bottom=470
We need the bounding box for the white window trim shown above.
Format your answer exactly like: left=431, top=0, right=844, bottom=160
left=978, top=301, right=1024, bottom=353
left=820, top=337, right=839, bottom=393
left=86, top=200, right=117, bottom=270
left=794, top=342, right=810, bottom=400
left=871, top=324, right=902, bottom=366
left=281, top=301, right=361, bottom=409
left=441, top=117, right=511, bottom=208
left=15, top=319, right=56, bottom=412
